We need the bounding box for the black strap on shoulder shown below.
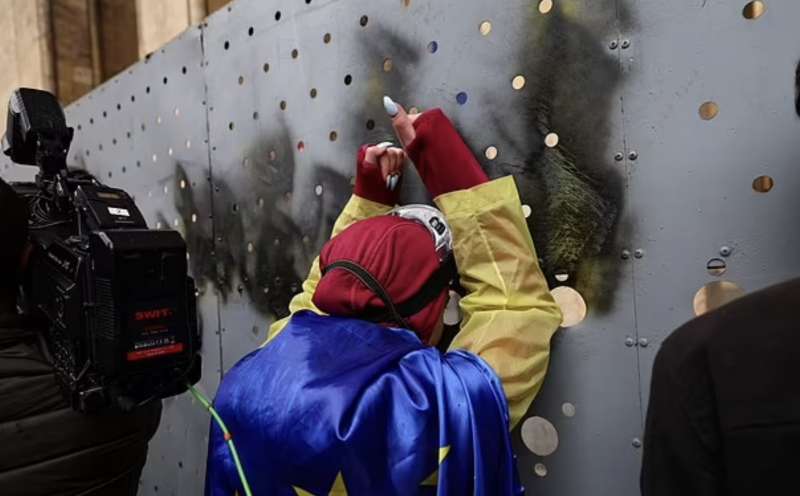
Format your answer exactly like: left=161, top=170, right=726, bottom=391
left=393, top=255, right=456, bottom=318
left=322, top=256, right=457, bottom=328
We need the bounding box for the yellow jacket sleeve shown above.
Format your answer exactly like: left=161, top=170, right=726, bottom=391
left=435, top=176, right=563, bottom=429
left=264, top=195, right=393, bottom=345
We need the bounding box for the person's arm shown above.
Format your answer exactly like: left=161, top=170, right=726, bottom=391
left=403, top=108, right=562, bottom=429
left=437, top=179, right=561, bottom=429
left=265, top=145, right=403, bottom=344
left=640, top=325, right=724, bottom=496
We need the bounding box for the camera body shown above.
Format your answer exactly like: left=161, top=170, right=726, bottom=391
left=4, top=88, right=201, bottom=412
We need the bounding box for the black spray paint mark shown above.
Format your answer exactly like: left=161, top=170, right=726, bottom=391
left=173, top=1, right=629, bottom=320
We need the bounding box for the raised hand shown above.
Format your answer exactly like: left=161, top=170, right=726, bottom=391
left=382, top=95, right=489, bottom=198
left=353, top=142, right=405, bottom=206
left=383, top=96, right=421, bottom=149
left=364, top=142, right=405, bottom=191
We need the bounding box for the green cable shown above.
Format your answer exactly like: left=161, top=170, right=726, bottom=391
left=188, top=383, right=254, bottom=496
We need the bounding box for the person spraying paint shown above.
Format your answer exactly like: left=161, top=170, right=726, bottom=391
left=203, top=97, right=563, bottom=495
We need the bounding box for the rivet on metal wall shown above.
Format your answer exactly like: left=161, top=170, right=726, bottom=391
left=638, top=338, right=649, bottom=348
left=634, top=249, right=644, bottom=259
left=719, top=246, right=732, bottom=257
left=561, top=402, right=576, bottom=417
left=632, top=438, right=642, bottom=448
left=521, top=204, right=532, bottom=219
left=614, top=152, right=624, bottom=161
left=609, top=39, right=618, bottom=50
left=544, top=132, right=559, bottom=148
left=534, top=463, right=548, bottom=477
left=512, top=75, right=527, bottom=90
left=628, top=151, right=638, bottom=161
left=621, top=249, right=631, bottom=260
left=621, top=39, right=631, bottom=49
left=479, top=20, right=492, bottom=36
left=484, top=146, right=498, bottom=160
left=625, top=337, right=635, bottom=347
left=538, top=0, right=553, bottom=15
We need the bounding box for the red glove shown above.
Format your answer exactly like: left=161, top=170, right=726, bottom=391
left=353, top=144, right=405, bottom=206
left=395, top=107, right=488, bottom=198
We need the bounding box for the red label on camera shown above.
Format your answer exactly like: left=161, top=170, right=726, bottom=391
left=126, top=343, right=184, bottom=361
left=134, top=308, right=174, bottom=321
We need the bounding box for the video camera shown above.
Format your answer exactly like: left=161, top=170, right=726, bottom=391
left=3, top=88, right=201, bottom=412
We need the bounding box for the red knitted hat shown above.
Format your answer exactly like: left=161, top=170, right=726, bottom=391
left=312, top=215, right=449, bottom=343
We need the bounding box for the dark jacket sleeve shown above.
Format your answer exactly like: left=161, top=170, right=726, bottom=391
left=641, top=326, right=725, bottom=496
left=0, top=322, right=162, bottom=496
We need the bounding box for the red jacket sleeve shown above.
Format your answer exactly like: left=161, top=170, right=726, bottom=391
left=405, top=109, right=488, bottom=198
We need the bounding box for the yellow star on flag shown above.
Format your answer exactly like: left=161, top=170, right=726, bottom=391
left=293, top=470, right=349, bottom=495
left=421, top=445, right=451, bottom=487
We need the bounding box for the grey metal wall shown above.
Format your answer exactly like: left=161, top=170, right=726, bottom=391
left=2, top=0, right=798, bottom=494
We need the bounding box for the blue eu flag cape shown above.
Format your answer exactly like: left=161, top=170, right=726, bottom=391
left=206, top=311, right=523, bottom=495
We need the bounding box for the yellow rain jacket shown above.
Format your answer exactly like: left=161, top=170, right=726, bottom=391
left=267, top=176, right=562, bottom=428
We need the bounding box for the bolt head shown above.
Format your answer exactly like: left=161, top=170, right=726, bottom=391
left=720, top=246, right=733, bottom=257
left=609, top=40, right=619, bottom=49
left=621, top=39, right=631, bottom=49
left=625, top=337, right=635, bottom=347
left=628, top=151, right=639, bottom=161
left=638, top=338, right=649, bottom=347
left=634, top=249, right=644, bottom=259
left=614, top=152, right=624, bottom=161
